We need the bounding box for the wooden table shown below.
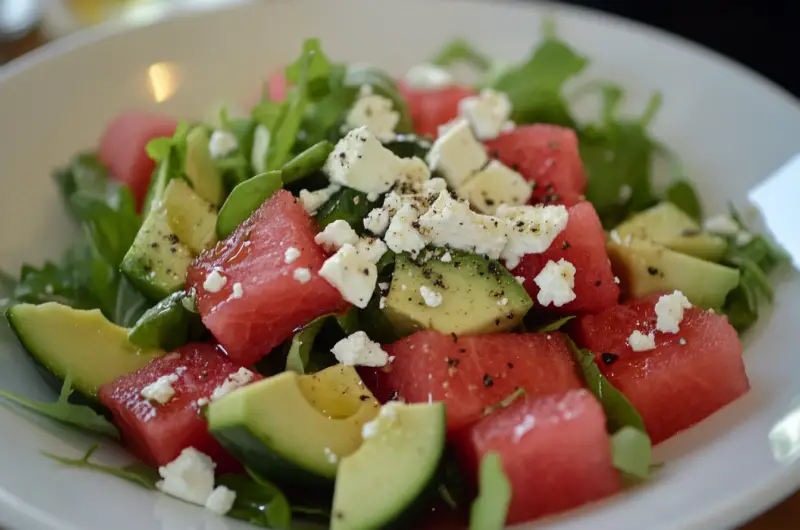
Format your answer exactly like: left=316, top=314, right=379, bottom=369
left=0, top=25, right=796, bottom=530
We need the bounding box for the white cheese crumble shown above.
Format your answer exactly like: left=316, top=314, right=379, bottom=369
left=363, top=206, right=391, bottom=236
left=628, top=330, right=656, bottom=352
left=423, top=177, right=448, bottom=195
left=345, top=86, right=399, bottom=141
left=362, top=403, right=400, bottom=440
left=378, top=282, right=390, bottom=292
left=141, top=374, right=179, bottom=405
left=195, top=398, right=209, bottom=408
left=497, top=204, right=569, bottom=269
left=703, top=215, right=740, bottom=236
left=204, top=485, right=237, bottom=515
left=157, top=448, right=216, bottom=506
left=315, top=219, right=360, bottom=252
left=284, top=247, right=301, bottom=264
left=208, top=130, right=239, bottom=159
left=395, top=157, right=432, bottom=193
left=457, top=160, right=532, bottom=214
left=403, top=63, right=454, bottom=90
left=211, top=367, right=255, bottom=401
left=319, top=244, right=377, bottom=308
left=250, top=124, right=270, bottom=174
left=679, top=338, right=687, bottom=346
left=533, top=259, right=576, bottom=307
left=419, top=285, right=444, bottom=308
left=230, top=282, right=244, bottom=300
left=203, top=268, right=227, bottom=293
left=331, top=331, right=389, bottom=367
left=324, top=447, right=339, bottom=465
left=324, top=126, right=406, bottom=195
left=379, top=296, right=387, bottom=309
left=497, top=297, right=509, bottom=307
left=654, top=290, right=692, bottom=334
left=457, top=89, right=513, bottom=140
left=425, top=119, right=488, bottom=188
left=384, top=202, right=428, bottom=258
left=299, top=183, right=341, bottom=215
left=441, top=251, right=452, bottom=263
left=355, top=236, right=388, bottom=264
left=293, top=268, right=312, bottom=284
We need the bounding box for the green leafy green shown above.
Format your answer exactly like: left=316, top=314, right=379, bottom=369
left=610, top=426, right=652, bottom=479
left=43, top=442, right=158, bottom=489
left=469, top=452, right=511, bottom=530
left=69, top=186, right=140, bottom=268
left=534, top=315, right=575, bottom=333
left=285, top=38, right=333, bottom=97
left=285, top=316, right=329, bottom=374
left=280, top=140, right=333, bottom=185
left=128, top=291, right=199, bottom=350
left=315, top=187, right=375, bottom=232
left=220, top=470, right=292, bottom=529
left=335, top=308, right=361, bottom=336
left=145, top=120, right=190, bottom=165
left=0, top=376, right=119, bottom=438
left=483, top=388, right=526, bottom=417
left=566, top=338, right=647, bottom=433
left=216, top=171, right=283, bottom=238
left=666, top=180, right=702, bottom=222
left=431, top=38, right=492, bottom=71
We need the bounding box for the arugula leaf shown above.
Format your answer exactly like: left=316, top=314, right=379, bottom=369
left=431, top=38, right=492, bottom=71
left=490, top=31, right=587, bottom=127
left=285, top=38, right=332, bottom=96
left=219, top=470, right=292, bottom=529
left=469, top=452, right=511, bottom=530
left=565, top=337, right=647, bottom=433
left=534, top=315, right=575, bottom=333
left=285, top=316, right=329, bottom=374
left=70, top=186, right=140, bottom=268
left=145, top=121, right=190, bottom=165
left=483, top=388, right=526, bottom=417
left=0, top=376, right=119, bottom=438
left=43, top=442, right=158, bottom=489
left=611, top=426, right=652, bottom=480
left=666, top=180, right=702, bottom=222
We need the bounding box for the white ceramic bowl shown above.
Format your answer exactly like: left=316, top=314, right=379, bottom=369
left=1, top=1, right=799, bottom=529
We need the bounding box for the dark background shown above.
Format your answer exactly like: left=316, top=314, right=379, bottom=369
left=562, top=0, right=799, bottom=96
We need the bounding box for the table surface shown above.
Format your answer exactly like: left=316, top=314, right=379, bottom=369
left=0, top=23, right=797, bottom=530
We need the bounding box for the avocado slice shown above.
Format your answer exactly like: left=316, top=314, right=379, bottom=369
left=207, top=365, right=380, bottom=488
left=608, top=238, right=740, bottom=309
left=614, top=202, right=728, bottom=262
left=6, top=303, right=164, bottom=399
left=121, top=179, right=217, bottom=300
left=384, top=249, right=532, bottom=336
left=331, top=402, right=446, bottom=530
left=185, top=126, right=225, bottom=207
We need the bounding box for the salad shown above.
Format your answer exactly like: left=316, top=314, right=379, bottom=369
left=0, top=23, right=786, bottom=530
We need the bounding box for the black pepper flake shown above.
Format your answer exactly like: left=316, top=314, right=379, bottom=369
left=169, top=246, right=177, bottom=254
left=150, top=242, right=159, bottom=249
left=387, top=390, right=399, bottom=401
left=562, top=241, right=571, bottom=250
left=601, top=353, right=619, bottom=366
left=446, top=357, right=460, bottom=367
left=506, top=312, right=514, bottom=319
left=594, top=280, right=602, bottom=286
left=167, top=233, right=180, bottom=244
left=334, top=511, right=345, bottom=520
left=359, top=394, right=370, bottom=401
left=483, top=374, right=494, bottom=388
left=362, top=268, right=369, bottom=275
left=459, top=348, right=467, bottom=353
left=451, top=332, right=458, bottom=342
left=647, top=266, right=660, bottom=276
left=507, top=362, right=514, bottom=369
left=495, top=318, right=501, bottom=326
left=488, top=262, right=499, bottom=275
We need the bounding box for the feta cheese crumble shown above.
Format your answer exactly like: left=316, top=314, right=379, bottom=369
left=230, top=282, right=244, bottom=299
left=284, top=247, right=301, bottom=264
left=379, top=296, right=387, bottom=309
left=420, top=285, right=444, bottom=308
left=703, top=215, right=740, bottom=236
left=355, top=236, right=388, bottom=264
left=293, top=268, right=312, bottom=284
left=211, top=367, right=255, bottom=401
left=441, top=251, right=452, bottom=263
left=203, top=269, right=227, bottom=293
left=384, top=202, right=428, bottom=258
left=363, top=206, right=391, bottom=236
left=628, top=330, right=656, bottom=352
left=319, top=244, right=377, bottom=308
left=497, top=204, right=569, bottom=269
left=331, top=331, right=390, bottom=367
left=299, top=183, right=341, bottom=215
left=457, top=89, right=513, bottom=140
left=362, top=403, right=400, bottom=439
left=208, top=130, right=239, bottom=159
left=141, top=374, right=179, bottom=405
left=157, top=448, right=216, bottom=505
left=533, top=259, right=577, bottom=307
left=345, top=85, right=399, bottom=141
left=425, top=119, right=488, bottom=188
left=204, top=486, right=237, bottom=515
left=403, top=63, right=454, bottom=90
left=457, top=160, right=532, bottom=214
left=315, top=219, right=360, bottom=252
left=324, top=126, right=406, bottom=195
left=654, top=290, right=692, bottom=334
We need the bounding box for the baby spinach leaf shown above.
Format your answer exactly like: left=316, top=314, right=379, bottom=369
left=469, top=452, right=511, bottom=530
left=43, top=442, right=158, bottom=489
left=666, top=180, right=702, bottom=222
left=565, top=337, right=647, bottom=433
left=611, top=426, right=652, bottom=480
left=285, top=38, right=333, bottom=97
left=285, top=316, right=329, bottom=374
left=146, top=120, right=190, bottom=165
left=0, top=376, right=119, bottom=438
left=280, top=140, right=333, bottom=185
left=216, top=171, right=283, bottom=238
left=315, top=187, right=375, bottom=232
left=128, top=291, right=198, bottom=351
left=430, top=38, right=492, bottom=71
left=220, top=469, right=292, bottom=529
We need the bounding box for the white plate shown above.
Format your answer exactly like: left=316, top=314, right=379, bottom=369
left=1, top=1, right=799, bottom=529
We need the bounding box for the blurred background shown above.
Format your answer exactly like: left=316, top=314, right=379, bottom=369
left=0, top=0, right=797, bottom=528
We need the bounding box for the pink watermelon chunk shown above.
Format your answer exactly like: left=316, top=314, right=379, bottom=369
left=361, top=330, right=584, bottom=435
left=187, top=190, right=349, bottom=365
left=459, top=389, right=621, bottom=524
left=398, top=82, right=476, bottom=138
left=268, top=70, right=289, bottom=101
left=97, top=111, right=178, bottom=210
left=572, top=294, right=749, bottom=443
left=98, top=342, right=259, bottom=472
left=512, top=201, right=620, bottom=314
left=484, top=124, right=586, bottom=206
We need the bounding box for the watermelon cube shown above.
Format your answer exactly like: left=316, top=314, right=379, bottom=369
left=187, top=190, right=349, bottom=365
left=361, top=330, right=584, bottom=434
left=460, top=389, right=621, bottom=524
left=97, top=111, right=178, bottom=210
left=572, top=294, right=749, bottom=443
left=398, top=82, right=476, bottom=138
left=512, top=201, right=620, bottom=314
left=98, top=342, right=260, bottom=471
left=484, top=124, right=587, bottom=206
